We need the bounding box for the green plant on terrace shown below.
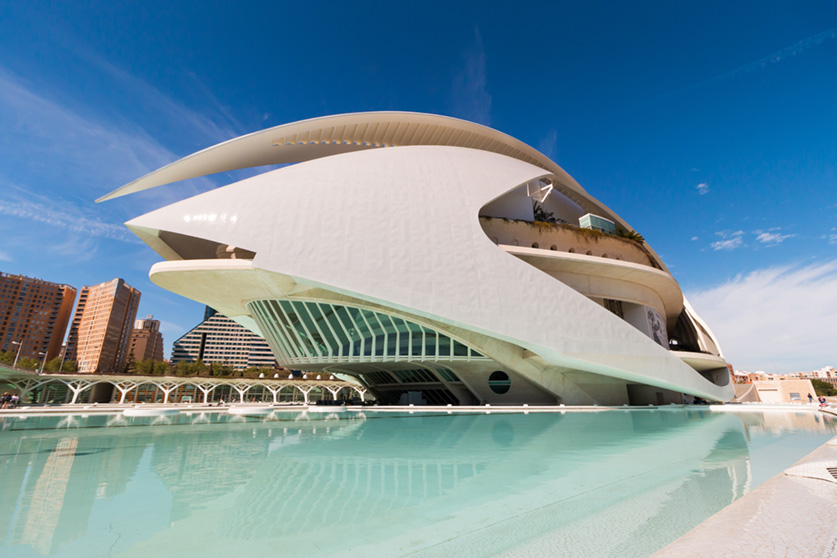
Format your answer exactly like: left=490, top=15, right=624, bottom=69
left=615, top=227, right=645, bottom=244
left=532, top=202, right=557, bottom=224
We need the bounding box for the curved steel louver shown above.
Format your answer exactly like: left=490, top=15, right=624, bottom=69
left=248, top=299, right=487, bottom=366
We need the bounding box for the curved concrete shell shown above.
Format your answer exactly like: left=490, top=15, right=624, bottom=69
left=106, top=112, right=733, bottom=405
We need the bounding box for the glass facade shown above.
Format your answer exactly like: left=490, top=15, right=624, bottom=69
left=248, top=299, right=486, bottom=366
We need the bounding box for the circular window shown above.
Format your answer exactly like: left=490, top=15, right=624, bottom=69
left=488, top=371, right=511, bottom=394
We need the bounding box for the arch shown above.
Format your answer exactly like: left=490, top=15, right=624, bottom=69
left=531, top=242, right=539, bottom=249
left=586, top=250, right=593, bottom=256
left=569, top=248, right=576, bottom=253
left=550, top=245, right=558, bottom=251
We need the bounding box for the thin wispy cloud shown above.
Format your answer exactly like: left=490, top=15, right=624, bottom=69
left=755, top=230, right=794, bottom=245
left=0, top=194, right=141, bottom=244
left=710, top=230, right=744, bottom=251
left=688, top=260, right=837, bottom=372
left=79, top=49, right=245, bottom=142
left=643, top=26, right=837, bottom=106
left=538, top=129, right=558, bottom=160
left=0, top=67, right=177, bottom=193
left=0, top=65, right=231, bottom=216
left=695, top=182, right=709, bottom=195
left=0, top=251, right=12, bottom=262
left=450, top=28, right=492, bottom=126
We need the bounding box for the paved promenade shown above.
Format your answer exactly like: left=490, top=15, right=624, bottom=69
left=653, top=430, right=837, bottom=558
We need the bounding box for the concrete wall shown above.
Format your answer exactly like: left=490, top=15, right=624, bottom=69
left=479, top=185, right=534, bottom=221
left=752, top=379, right=818, bottom=404
left=627, top=384, right=683, bottom=405
left=623, top=303, right=669, bottom=348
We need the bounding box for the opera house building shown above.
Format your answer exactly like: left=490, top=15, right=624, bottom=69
left=100, top=112, right=734, bottom=406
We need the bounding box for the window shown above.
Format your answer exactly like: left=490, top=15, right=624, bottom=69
left=489, top=371, right=510, bottom=394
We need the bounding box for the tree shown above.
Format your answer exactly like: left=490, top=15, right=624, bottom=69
left=15, top=357, right=39, bottom=371
left=812, top=379, right=837, bottom=397
left=615, top=227, right=645, bottom=244
left=208, top=362, right=235, bottom=377
left=44, top=357, right=62, bottom=372
left=0, top=350, right=14, bottom=366
left=532, top=202, right=557, bottom=224
left=122, top=353, right=137, bottom=375
left=61, top=360, right=78, bottom=373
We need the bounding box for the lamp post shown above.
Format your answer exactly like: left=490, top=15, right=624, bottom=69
left=59, top=343, right=67, bottom=373
left=11, top=341, right=23, bottom=368
left=39, top=351, right=48, bottom=374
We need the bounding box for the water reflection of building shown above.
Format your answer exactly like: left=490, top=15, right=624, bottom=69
left=16, top=438, right=77, bottom=554
left=143, top=411, right=757, bottom=547
left=4, top=410, right=833, bottom=557
left=3, top=428, right=146, bottom=556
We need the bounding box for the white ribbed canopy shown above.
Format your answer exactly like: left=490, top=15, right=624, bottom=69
left=98, top=111, right=591, bottom=203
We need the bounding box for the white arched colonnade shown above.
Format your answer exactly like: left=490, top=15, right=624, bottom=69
left=0, top=369, right=366, bottom=405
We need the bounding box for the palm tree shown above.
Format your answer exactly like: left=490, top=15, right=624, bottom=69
left=533, top=202, right=556, bottom=223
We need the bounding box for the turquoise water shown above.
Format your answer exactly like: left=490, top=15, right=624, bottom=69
left=0, top=408, right=834, bottom=557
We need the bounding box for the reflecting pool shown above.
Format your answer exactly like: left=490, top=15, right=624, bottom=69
left=0, top=408, right=834, bottom=557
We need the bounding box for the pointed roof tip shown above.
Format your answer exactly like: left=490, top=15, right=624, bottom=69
left=96, top=111, right=572, bottom=203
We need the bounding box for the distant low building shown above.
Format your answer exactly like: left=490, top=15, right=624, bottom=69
left=128, top=314, right=165, bottom=362
left=0, top=272, right=76, bottom=362
left=734, top=379, right=819, bottom=404
left=171, top=307, right=276, bottom=372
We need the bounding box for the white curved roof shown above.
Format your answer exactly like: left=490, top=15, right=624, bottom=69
left=98, top=111, right=596, bottom=207
left=100, top=110, right=662, bottom=266
left=125, top=145, right=732, bottom=401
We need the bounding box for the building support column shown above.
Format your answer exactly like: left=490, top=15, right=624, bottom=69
left=66, top=380, right=95, bottom=404
left=295, top=385, right=313, bottom=405
left=158, top=383, right=178, bottom=404
left=197, top=383, right=216, bottom=404
left=115, top=382, right=139, bottom=404
left=232, top=384, right=252, bottom=403
left=265, top=385, right=281, bottom=404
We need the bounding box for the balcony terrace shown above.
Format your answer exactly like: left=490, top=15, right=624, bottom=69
left=479, top=217, right=660, bottom=269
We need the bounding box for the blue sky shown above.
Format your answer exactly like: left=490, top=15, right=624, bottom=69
left=0, top=0, right=835, bottom=372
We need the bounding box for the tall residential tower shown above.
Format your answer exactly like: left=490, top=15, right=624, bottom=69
left=66, top=278, right=141, bottom=373
left=128, top=314, right=165, bottom=362
left=0, top=272, right=76, bottom=362
left=171, top=307, right=276, bottom=371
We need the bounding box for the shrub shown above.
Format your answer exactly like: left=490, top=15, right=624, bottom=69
left=812, top=379, right=837, bottom=397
